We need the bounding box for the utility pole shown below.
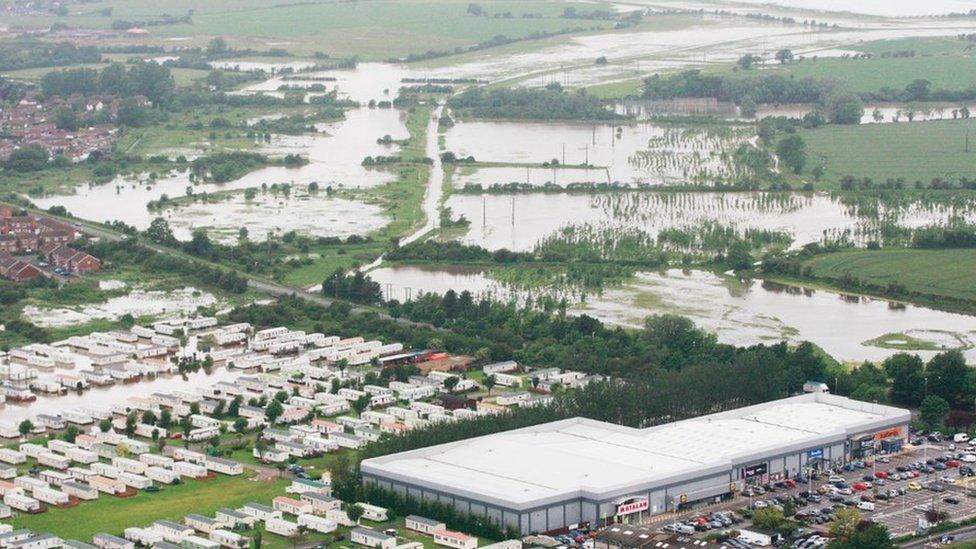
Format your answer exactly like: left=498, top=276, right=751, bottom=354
left=562, top=143, right=566, bottom=165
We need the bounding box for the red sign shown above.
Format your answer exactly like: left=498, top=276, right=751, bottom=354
left=874, top=427, right=904, bottom=441
left=617, top=499, right=649, bottom=516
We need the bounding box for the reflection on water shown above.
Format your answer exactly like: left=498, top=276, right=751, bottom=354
left=0, top=367, right=241, bottom=429
left=370, top=264, right=976, bottom=364
left=446, top=192, right=976, bottom=252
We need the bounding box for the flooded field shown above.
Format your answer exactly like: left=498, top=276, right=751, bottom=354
left=0, top=367, right=241, bottom=429
left=162, top=187, right=388, bottom=244
left=34, top=107, right=406, bottom=232
left=370, top=264, right=976, bottom=364
left=446, top=192, right=976, bottom=252
left=711, top=0, right=976, bottom=17
left=444, top=121, right=753, bottom=185
left=22, top=287, right=219, bottom=328
left=449, top=165, right=610, bottom=189
left=754, top=103, right=976, bottom=125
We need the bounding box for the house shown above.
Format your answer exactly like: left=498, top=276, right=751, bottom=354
left=92, top=533, right=133, bottom=549
left=350, top=527, right=396, bottom=549
left=406, top=515, right=445, bottom=535
left=432, top=530, right=478, bottom=549
left=43, top=244, right=101, bottom=274
left=0, top=257, right=41, bottom=282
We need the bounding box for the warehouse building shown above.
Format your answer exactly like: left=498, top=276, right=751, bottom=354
left=361, top=393, right=909, bottom=535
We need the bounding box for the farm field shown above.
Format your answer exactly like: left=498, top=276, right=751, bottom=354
left=801, top=118, right=976, bottom=184
left=10, top=472, right=287, bottom=542
left=802, top=248, right=976, bottom=304
left=771, top=55, right=976, bottom=94
left=7, top=0, right=620, bottom=60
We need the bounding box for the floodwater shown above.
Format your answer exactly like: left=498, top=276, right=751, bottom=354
left=209, top=60, right=318, bottom=73
left=577, top=269, right=976, bottom=363
left=163, top=187, right=388, bottom=244
left=240, top=62, right=413, bottom=103
left=22, top=287, right=219, bottom=328
left=445, top=192, right=976, bottom=252
left=34, top=107, right=406, bottom=235
left=449, top=165, right=610, bottom=189
left=753, top=103, right=976, bottom=125
left=0, top=367, right=241, bottom=430
left=444, top=120, right=751, bottom=185
left=711, top=0, right=976, bottom=17
left=368, top=264, right=976, bottom=364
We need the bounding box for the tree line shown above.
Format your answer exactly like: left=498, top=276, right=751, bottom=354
left=0, top=40, right=100, bottom=72
left=39, top=62, right=175, bottom=105
left=448, top=83, right=621, bottom=121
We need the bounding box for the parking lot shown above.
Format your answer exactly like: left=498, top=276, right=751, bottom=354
left=643, top=439, right=976, bottom=541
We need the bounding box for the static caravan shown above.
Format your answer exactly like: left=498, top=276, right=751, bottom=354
left=152, top=520, right=194, bottom=544
left=18, top=443, right=45, bottom=458
left=62, top=481, right=98, bottom=501
left=88, top=475, right=126, bottom=495
left=204, top=457, right=242, bottom=476
left=356, top=503, right=388, bottom=522
left=264, top=518, right=299, bottom=538
left=90, top=463, right=120, bottom=479
left=66, top=447, right=98, bottom=465
left=146, top=466, right=179, bottom=485
left=297, top=514, right=336, bottom=534
left=14, top=476, right=48, bottom=492
left=32, top=486, right=69, bottom=506
left=300, top=493, right=341, bottom=513
left=0, top=464, right=14, bottom=480
left=272, top=496, right=313, bottom=516
left=38, top=470, right=71, bottom=487
left=185, top=514, right=219, bottom=534
left=349, top=527, right=396, bottom=549
left=3, top=492, right=40, bottom=513
left=123, top=527, right=162, bottom=547
left=37, top=452, right=71, bottom=470
left=46, top=439, right=75, bottom=454
left=139, top=453, right=174, bottom=469
left=207, top=530, right=247, bottom=549
left=240, top=502, right=280, bottom=522
left=0, top=449, right=25, bottom=465
left=117, top=472, right=152, bottom=490
left=215, top=508, right=253, bottom=528
left=112, top=457, right=147, bottom=475
left=173, top=461, right=208, bottom=479
left=92, top=533, right=134, bottom=549
left=67, top=467, right=95, bottom=482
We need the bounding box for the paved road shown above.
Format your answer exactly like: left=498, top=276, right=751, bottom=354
left=900, top=523, right=976, bottom=548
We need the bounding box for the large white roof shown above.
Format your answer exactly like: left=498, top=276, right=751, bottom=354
left=361, top=393, right=910, bottom=509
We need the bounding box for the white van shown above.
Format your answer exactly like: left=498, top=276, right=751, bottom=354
left=962, top=454, right=976, bottom=463
left=955, top=433, right=970, bottom=443
left=858, top=501, right=875, bottom=512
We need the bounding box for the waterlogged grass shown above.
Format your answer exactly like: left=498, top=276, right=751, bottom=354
left=802, top=248, right=976, bottom=304
left=864, top=331, right=968, bottom=352
left=584, top=78, right=644, bottom=100
left=11, top=471, right=286, bottom=541
left=802, top=118, right=976, bottom=184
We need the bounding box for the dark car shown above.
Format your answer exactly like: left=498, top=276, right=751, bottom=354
left=945, top=497, right=961, bottom=505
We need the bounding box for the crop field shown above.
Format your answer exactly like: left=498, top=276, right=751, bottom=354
left=10, top=472, right=287, bottom=542
left=10, top=0, right=618, bottom=60
left=802, top=248, right=976, bottom=304
left=801, top=118, right=976, bottom=184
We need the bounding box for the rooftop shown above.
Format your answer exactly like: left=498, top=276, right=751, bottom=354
left=361, top=393, right=909, bottom=509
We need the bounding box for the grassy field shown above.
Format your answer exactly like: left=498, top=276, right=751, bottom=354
left=760, top=37, right=976, bottom=93
left=1, top=65, right=210, bottom=88
left=6, top=0, right=618, bottom=60
left=801, top=118, right=976, bottom=184
left=10, top=472, right=287, bottom=541
left=802, top=248, right=976, bottom=304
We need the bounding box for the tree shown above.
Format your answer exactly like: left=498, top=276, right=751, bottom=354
left=725, top=241, right=754, bottom=270
left=251, top=530, right=262, bottom=549
left=352, top=394, right=371, bottom=414
left=829, top=507, right=861, bottom=539
left=142, top=410, right=157, bottom=426
left=233, top=417, right=248, bottom=434
left=99, top=418, right=112, bottom=432
left=443, top=376, right=460, bottom=393
left=3, top=145, right=49, bottom=172
left=885, top=354, right=925, bottom=406
left=776, top=135, right=806, bottom=174
left=484, top=375, right=497, bottom=396
left=824, top=92, right=863, bottom=125
left=125, top=412, right=138, bottom=436
left=466, top=3, right=484, bottom=16
left=146, top=217, right=177, bottom=245
left=775, top=49, right=794, bottom=64
left=905, top=79, right=932, bottom=102
left=63, top=424, right=79, bottom=443
left=54, top=107, right=78, bottom=131
left=920, top=395, right=950, bottom=430
left=116, top=97, right=150, bottom=127
left=926, top=351, right=968, bottom=407
left=265, top=400, right=284, bottom=423
left=739, top=96, right=757, bottom=118
left=829, top=522, right=892, bottom=548
left=207, top=37, right=229, bottom=56
left=18, top=420, right=33, bottom=436
left=99, top=62, right=133, bottom=95
left=346, top=503, right=365, bottom=524
left=781, top=497, right=796, bottom=517
left=159, top=409, right=173, bottom=429
left=737, top=54, right=760, bottom=70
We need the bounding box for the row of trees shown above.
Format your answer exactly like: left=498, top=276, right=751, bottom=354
left=39, top=62, right=175, bottom=105
left=0, top=40, right=100, bottom=72
left=448, top=83, right=621, bottom=121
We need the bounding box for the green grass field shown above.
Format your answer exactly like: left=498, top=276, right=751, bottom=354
left=11, top=472, right=287, bottom=541
left=802, top=248, right=976, bottom=304
left=756, top=37, right=976, bottom=94
left=6, top=0, right=617, bottom=60
left=801, top=118, right=976, bottom=184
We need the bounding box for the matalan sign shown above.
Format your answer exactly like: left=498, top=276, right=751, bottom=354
left=617, top=499, right=649, bottom=516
